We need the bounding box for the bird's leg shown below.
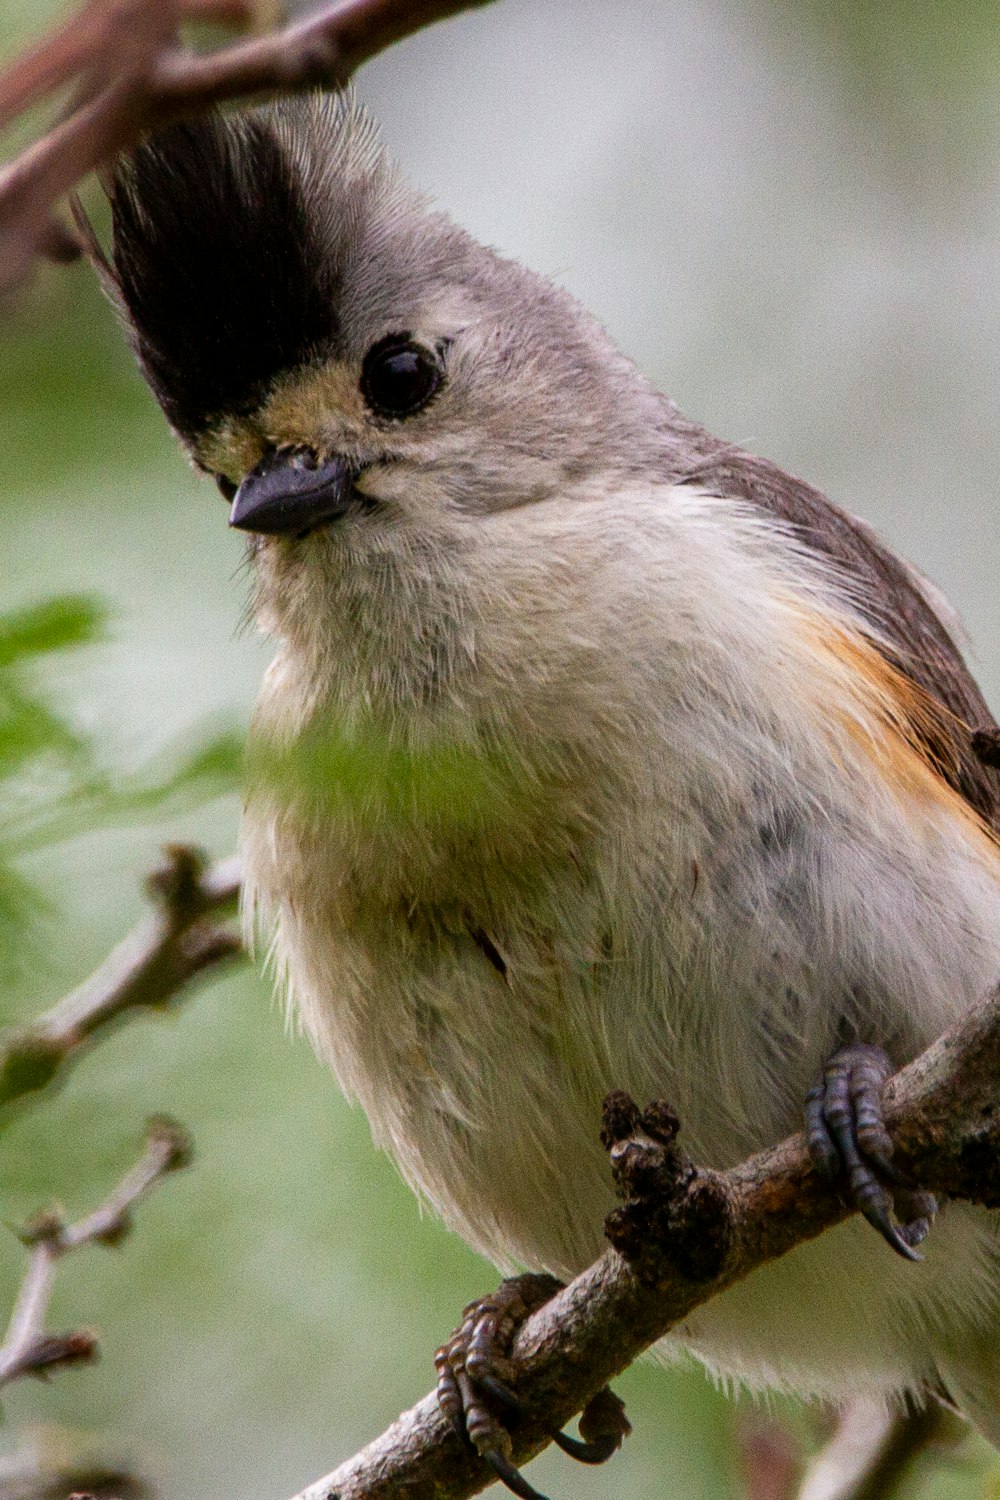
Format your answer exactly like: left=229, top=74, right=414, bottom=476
left=434, top=1272, right=631, bottom=1500
left=805, top=1042, right=937, bottom=1260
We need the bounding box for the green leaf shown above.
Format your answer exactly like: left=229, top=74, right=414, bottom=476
left=0, top=594, right=107, bottom=668
left=245, top=716, right=536, bottom=839
left=0, top=684, right=92, bottom=777
left=4, top=729, right=243, bottom=857
left=0, top=863, right=48, bottom=982
left=0, top=597, right=242, bottom=945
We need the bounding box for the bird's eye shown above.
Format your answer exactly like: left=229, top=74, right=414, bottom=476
left=360, top=334, right=442, bottom=419
left=215, top=473, right=237, bottom=501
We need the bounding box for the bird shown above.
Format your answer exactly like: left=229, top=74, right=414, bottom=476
left=97, top=90, right=1000, bottom=1494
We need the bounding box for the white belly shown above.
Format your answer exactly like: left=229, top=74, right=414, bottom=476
left=247, top=784, right=1000, bottom=1404
left=241, top=483, right=1000, bottom=1405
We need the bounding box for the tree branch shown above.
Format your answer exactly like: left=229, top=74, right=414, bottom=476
left=285, top=979, right=1000, bottom=1500
left=797, top=1398, right=958, bottom=1500
left=0, top=0, right=494, bottom=292
left=0, top=1445, right=148, bottom=1500
left=0, top=844, right=242, bottom=1112
left=0, top=1115, right=191, bottom=1387
left=0, top=0, right=254, bottom=133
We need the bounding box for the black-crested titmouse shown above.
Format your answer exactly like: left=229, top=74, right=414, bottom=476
left=99, top=92, right=1000, bottom=1489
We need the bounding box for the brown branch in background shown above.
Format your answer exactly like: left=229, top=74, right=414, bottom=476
left=796, top=1398, right=960, bottom=1500
left=0, top=1445, right=148, bottom=1500
left=0, top=0, right=494, bottom=292
left=0, top=1444, right=149, bottom=1500
left=283, top=977, right=1000, bottom=1500
left=0, top=1116, right=191, bottom=1387
left=0, top=845, right=242, bottom=1112
left=0, top=848, right=234, bottom=1496
left=731, top=1398, right=958, bottom=1500
left=0, top=0, right=254, bottom=133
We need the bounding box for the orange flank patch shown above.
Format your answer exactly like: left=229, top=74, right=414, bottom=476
left=796, top=607, right=1000, bottom=856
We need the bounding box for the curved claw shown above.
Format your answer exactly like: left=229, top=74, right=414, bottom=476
left=551, top=1428, right=623, bottom=1465
left=805, top=1043, right=930, bottom=1261
left=826, top=1114, right=921, bottom=1261
left=552, top=1383, right=632, bottom=1465
left=856, top=1183, right=923, bottom=1262
left=485, top=1448, right=551, bottom=1500
left=434, top=1274, right=630, bottom=1498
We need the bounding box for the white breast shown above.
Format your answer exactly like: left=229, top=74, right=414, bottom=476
left=242, top=480, right=1000, bottom=1401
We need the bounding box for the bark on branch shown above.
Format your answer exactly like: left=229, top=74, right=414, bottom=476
left=0, top=847, right=234, bottom=1494
left=0, top=0, right=493, bottom=292
left=0, top=1116, right=191, bottom=1387
left=0, top=844, right=242, bottom=1112
left=287, top=980, right=1000, bottom=1500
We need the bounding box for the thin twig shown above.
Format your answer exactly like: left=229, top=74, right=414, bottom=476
left=0, top=0, right=493, bottom=291
left=283, top=977, right=1000, bottom=1500
left=797, top=1397, right=959, bottom=1500
left=0, top=844, right=242, bottom=1112
left=0, top=1116, right=191, bottom=1387
left=0, top=1443, right=149, bottom=1500
left=0, top=0, right=253, bottom=133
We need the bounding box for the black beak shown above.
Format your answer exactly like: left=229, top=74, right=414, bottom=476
left=228, top=447, right=355, bottom=536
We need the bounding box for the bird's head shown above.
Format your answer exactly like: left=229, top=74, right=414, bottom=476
left=105, top=94, right=673, bottom=654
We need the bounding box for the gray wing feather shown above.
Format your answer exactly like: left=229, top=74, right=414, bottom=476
left=677, top=447, right=1000, bottom=829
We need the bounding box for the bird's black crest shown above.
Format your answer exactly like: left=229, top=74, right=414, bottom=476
left=108, top=113, right=340, bottom=440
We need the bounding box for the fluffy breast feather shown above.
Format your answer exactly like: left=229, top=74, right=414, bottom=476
left=241, top=480, right=1000, bottom=1284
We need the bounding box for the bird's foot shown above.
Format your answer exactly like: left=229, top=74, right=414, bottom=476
left=805, top=1043, right=937, bottom=1259
left=434, top=1272, right=631, bottom=1500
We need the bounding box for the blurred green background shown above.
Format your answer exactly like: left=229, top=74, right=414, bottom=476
left=3, top=1, right=1000, bottom=1497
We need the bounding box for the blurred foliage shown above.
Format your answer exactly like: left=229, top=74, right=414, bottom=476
left=763, top=0, right=1000, bottom=206
left=246, top=716, right=541, bottom=837
left=0, top=590, right=240, bottom=979
left=0, top=594, right=108, bottom=981
left=784, top=0, right=1000, bottom=102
